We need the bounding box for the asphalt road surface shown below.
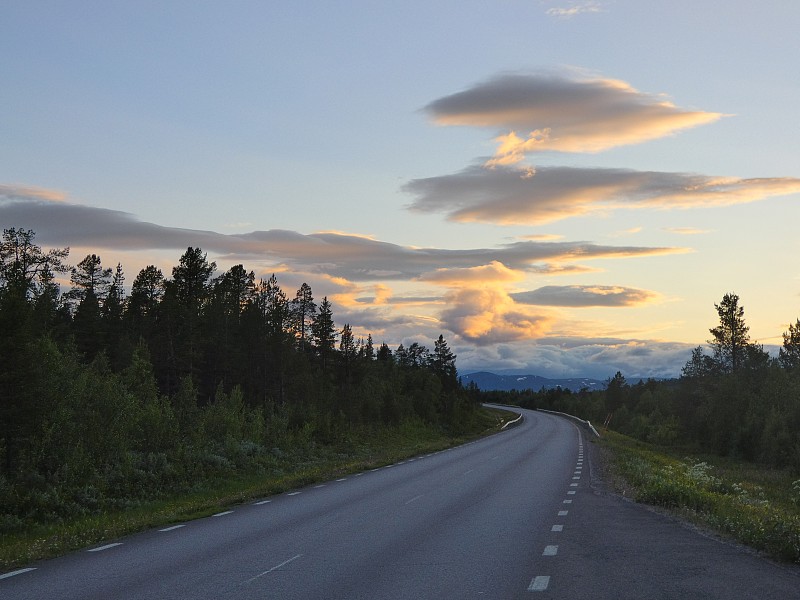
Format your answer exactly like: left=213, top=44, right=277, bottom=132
left=2, top=407, right=799, bottom=599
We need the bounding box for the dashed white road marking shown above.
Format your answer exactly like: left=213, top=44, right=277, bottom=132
left=254, top=499, right=271, bottom=505
left=463, top=469, right=475, bottom=475
left=570, top=483, right=578, bottom=487
left=213, top=511, right=234, bottom=517
left=543, top=545, right=559, bottom=556
left=336, top=478, right=347, bottom=482
left=528, top=575, right=550, bottom=591
left=314, top=484, right=326, bottom=488
left=88, top=543, right=122, bottom=552
left=558, top=510, right=568, bottom=516
left=0, top=568, right=36, bottom=580
left=551, top=525, right=563, bottom=532
left=572, top=476, right=581, bottom=480
left=563, top=499, right=573, bottom=504
left=244, top=554, right=302, bottom=584
left=287, top=492, right=302, bottom=496
left=159, top=524, right=185, bottom=532
left=405, top=494, right=424, bottom=505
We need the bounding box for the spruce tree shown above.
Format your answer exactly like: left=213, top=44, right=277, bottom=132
left=708, top=293, right=750, bottom=372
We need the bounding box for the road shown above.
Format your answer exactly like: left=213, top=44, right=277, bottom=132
left=2, top=407, right=799, bottom=599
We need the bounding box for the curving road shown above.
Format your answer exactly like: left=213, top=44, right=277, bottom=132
left=2, top=407, right=799, bottom=599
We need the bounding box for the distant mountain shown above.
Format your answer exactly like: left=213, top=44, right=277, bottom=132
left=461, top=371, right=605, bottom=393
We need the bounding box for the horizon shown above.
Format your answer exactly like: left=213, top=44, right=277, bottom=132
left=3, top=2, right=799, bottom=380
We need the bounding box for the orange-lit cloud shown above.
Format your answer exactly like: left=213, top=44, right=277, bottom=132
left=663, top=227, right=713, bottom=235
left=424, top=72, right=724, bottom=161
left=418, top=260, right=525, bottom=286
left=521, top=233, right=564, bottom=241
left=512, top=285, right=660, bottom=307
left=406, top=164, right=800, bottom=225
left=440, top=287, right=554, bottom=344
left=0, top=184, right=67, bottom=203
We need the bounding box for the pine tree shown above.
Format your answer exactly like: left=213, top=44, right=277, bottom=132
left=127, top=266, right=165, bottom=327
left=708, top=293, right=750, bottom=372
left=73, top=288, right=103, bottom=359
left=169, top=247, right=216, bottom=381
left=291, top=283, right=316, bottom=351
left=69, top=254, right=112, bottom=304
left=0, top=228, right=69, bottom=300
left=376, top=342, right=392, bottom=362
left=364, top=334, right=375, bottom=360
left=432, top=334, right=457, bottom=380
left=311, top=296, right=336, bottom=370
left=780, top=319, right=800, bottom=370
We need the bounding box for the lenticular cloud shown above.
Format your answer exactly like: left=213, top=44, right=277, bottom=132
left=424, top=71, right=724, bottom=162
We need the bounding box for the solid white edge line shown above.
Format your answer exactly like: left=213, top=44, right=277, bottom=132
left=528, top=575, right=550, bottom=591
left=88, top=543, right=122, bottom=552
left=0, top=568, right=36, bottom=580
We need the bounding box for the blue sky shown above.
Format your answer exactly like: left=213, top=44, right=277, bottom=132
left=3, top=1, right=800, bottom=379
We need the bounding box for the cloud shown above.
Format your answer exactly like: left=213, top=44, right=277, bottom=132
left=521, top=233, right=564, bottom=241
left=663, top=227, right=713, bottom=235
left=405, top=164, right=800, bottom=225
left=0, top=184, right=66, bottom=203
left=2, top=188, right=685, bottom=280
left=441, top=287, right=554, bottom=345
left=512, top=285, right=659, bottom=307
left=546, top=2, right=604, bottom=18
left=423, top=72, right=724, bottom=161
left=456, top=337, right=696, bottom=380
left=418, top=260, right=525, bottom=286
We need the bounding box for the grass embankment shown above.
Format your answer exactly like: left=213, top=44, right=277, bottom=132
left=600, top=430, right=800, bottom=563
left=1, top=407, right=515, bottom=571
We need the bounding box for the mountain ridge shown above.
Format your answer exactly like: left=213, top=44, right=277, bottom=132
left=461, top=371, right=605, bottom=392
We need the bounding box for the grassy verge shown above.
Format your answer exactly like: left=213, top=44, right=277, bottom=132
left=600, top=430, right=800, bottom=563
left=1, top=407, right=515, bottom=571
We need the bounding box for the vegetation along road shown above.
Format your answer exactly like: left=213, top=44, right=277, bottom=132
left=2, top=408, right=797, bottom=599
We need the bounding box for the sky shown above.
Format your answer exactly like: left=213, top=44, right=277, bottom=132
left=3, top=1, right=800, bottom=379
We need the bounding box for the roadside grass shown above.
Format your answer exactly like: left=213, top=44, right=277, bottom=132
left=600, top=430, right=800, bottom=563
left=1, top=407, right=515, bottom=571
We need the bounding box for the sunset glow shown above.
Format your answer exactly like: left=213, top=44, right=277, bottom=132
left=2, top=1, right=799, bottom=379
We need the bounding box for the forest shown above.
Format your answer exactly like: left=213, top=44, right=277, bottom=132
left=0, top=228, right=479, bottom=531
left=479, top=292, right=800, bottom=473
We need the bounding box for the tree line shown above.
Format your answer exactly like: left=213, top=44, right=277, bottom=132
left=478, top=292, right=800, bottom=472
left=0, top=228, right=475, bottom=528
